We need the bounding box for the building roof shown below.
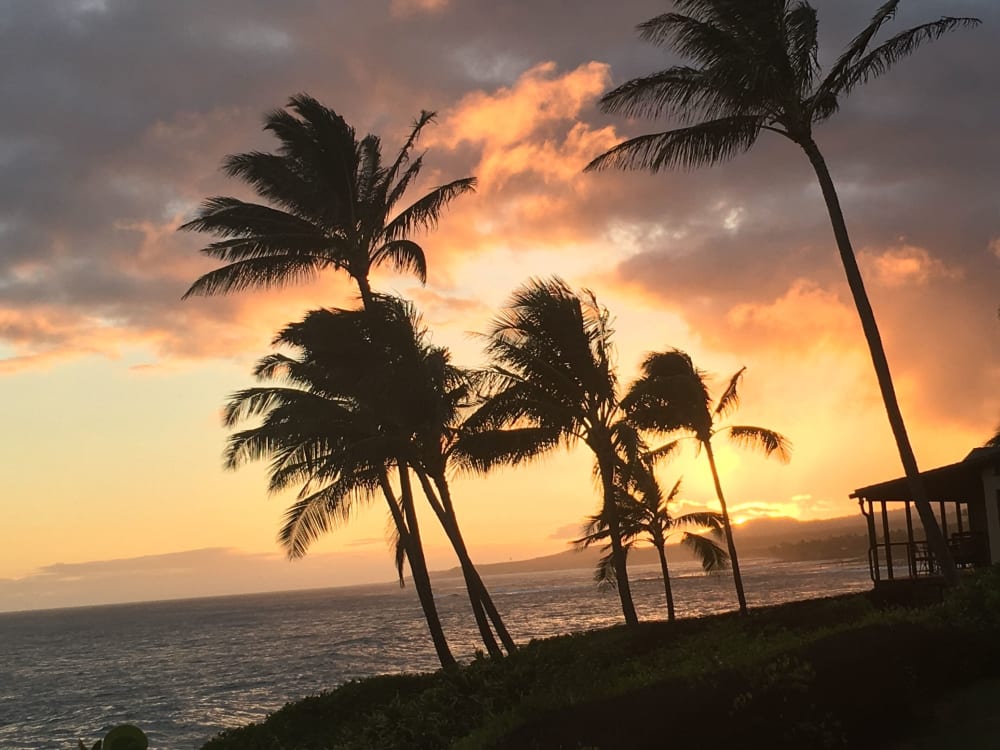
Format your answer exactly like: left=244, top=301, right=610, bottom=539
left=850, top=446, right=1000, bottom=503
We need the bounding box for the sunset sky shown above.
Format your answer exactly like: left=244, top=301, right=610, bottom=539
left=2, top=0, right=998, bottom=612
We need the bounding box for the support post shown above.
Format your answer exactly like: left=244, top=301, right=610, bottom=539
left=881, top=500, right=894, bottom=580
left=904, top=501, right=915, bottom=578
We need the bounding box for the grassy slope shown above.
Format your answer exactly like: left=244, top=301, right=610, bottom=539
left=202, top=568, right=1000, bottom=749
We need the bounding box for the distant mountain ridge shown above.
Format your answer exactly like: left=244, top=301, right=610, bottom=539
left=438, top=511, right=884, bottom=577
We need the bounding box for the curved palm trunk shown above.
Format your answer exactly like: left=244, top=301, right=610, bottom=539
left=801, top=138, right=959, bottom=586
left=430, top=474, right=517, bottom=655
left=654, top=539, right=676, bottom=622
left=597, top=452, right=639, bottom=626
left=411, top=473, right=500, bottom=658
left=415, top=471, right=505, bottom=656
left=356, top=273, right=376, bottom=312
left=390, top=467, right=457, bottom=670
left=703, top=440, right=748, bottom=615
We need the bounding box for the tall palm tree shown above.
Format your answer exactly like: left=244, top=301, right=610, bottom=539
left=623, top=349, right=790, bottom=615
left=586, top=0, right=979, bottom=584
left=576, top=467, right=728, bottom=622
left=180, top=94, right=475, bottom=307
left=260, top=298, right=514, bottom=658
left=178, top=99, right=512, bottom=653
left=375, top=306, right=516, bottom=656
left=463, top=277, right=640, bottom=626
left=222, top=302, right=459, bottom=669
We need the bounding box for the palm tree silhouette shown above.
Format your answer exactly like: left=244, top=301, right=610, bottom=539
left=181, top=94, right=475, bottom=307
left=623, top=350, right=790, bottom=615
left=576, top=458, right=728, bottom=622
left=586, top=1, right=979, bottom=584
left=178, top=98, right=515, bottom=653
left=227, top=297, right=516, bottom=660
left=464, top=277, right=640, bottom=626
left=222, top=301, right=459, bottom=668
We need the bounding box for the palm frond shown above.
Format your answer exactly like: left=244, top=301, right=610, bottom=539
left=221, top=152, right=349, bottom=229
left=585, top=116, right=764, bottom=173
left=645, top=439, right=683, bottom=465
left=278, top=476, right=368, bottom=559
left=370, top=239, right=427, bottom=283
left=672, top=510, right=725, bottom=534
left=599, top=66, right=749, bottom=124
left=784, top=2, right=819, bottom=94
left=183, top=255, right=329, bottom=298
left=680, top=531, right=730, bottom=572
left=450, top=426, right=563, bottom=474
left=384, top=110, right=436, bottom=202
left=714, top=366, right=745, bottom=419
left=637, top=12, right=751, bottom=68
left=819, top=0, right=901, bottom=94
left=179, top=197, right=330, bottom=243
left=380, top=177, right=477, bottom=242
left=830, top=17, right=981, bottom=100
left=726, top=425, right=792, bottom=463
left=387, top=510, right=409, bottom=587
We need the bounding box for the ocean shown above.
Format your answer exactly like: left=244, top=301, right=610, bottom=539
left=0, top=557, right=872, bottom=749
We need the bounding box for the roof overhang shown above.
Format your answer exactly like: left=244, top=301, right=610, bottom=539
left=850, top=446, right=1000, bottom=503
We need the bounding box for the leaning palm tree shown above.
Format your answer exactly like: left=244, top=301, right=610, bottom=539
left=222, top=303, right=458, bottom=669
left=586, top=0, right=979, bottom=584
left=462, top=277, right=640, bottom=626
left=180, top=94, right=475, bottom=307
left=179, top=99, right=511, bottom=653
left=375, top=305, right=516, bottom=656
left=284, top=298, right=513, bottom=657
left=623, top=349, right=790, bottom=615
left=577, top=468, right=728, bottom=622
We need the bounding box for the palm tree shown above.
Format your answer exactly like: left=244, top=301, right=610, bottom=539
left=463, top=277, right=640, bottom=626
left=623, top=350, right=790, bottom=615
left=576, top=467, right=728, bottom=622
left=178, top=99, right=514, bottom=654
left=586, top=0, right=979, bottom=585
left=222, top=302, right=459, bottom=669
left=180, top=94, right=475, bottom=307
left=376, top=306, right=516, bottom=656
left=256, top=298, right=514, bottom=658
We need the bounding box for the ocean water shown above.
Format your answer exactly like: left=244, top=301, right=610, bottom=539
left=0, top=557, right=872, bottom=749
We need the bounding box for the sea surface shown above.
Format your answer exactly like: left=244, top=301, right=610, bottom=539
left=0, top=557, right=872, bottom=749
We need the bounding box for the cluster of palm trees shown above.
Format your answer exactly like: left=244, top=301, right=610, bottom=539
left=181, top=2, right=979, bottom=666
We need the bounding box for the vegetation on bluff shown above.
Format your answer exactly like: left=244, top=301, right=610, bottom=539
left=200, top=567, right=1000, bottom=749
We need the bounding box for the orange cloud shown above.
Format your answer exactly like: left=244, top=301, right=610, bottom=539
left=431, top=61, right=615, bottom=191
left=860, top=243, right=961, bottom=288
left=724, top=280, right=857, bottom=353
left=415, top=61, right=624, bottom=267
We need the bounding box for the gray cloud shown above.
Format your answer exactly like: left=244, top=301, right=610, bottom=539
left=0, top=0, right=996, bottom=438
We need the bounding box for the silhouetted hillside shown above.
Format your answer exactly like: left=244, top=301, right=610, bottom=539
left=438, top=511, right=910, bottom=577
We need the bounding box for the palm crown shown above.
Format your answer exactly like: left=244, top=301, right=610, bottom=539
left=464, top=277, right=641, bottom=625
left=623, top=348, right=789, bottom=614
left=587, top=0, right=979, bottom=171
left=181, top=94, right=475, bottom=304
left=222, top=298, right=455, bottom=558
left=625, top=349, right=791, bottom=461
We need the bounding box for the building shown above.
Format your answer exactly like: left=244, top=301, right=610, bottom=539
left=850, top=446, right=1000, bottom=592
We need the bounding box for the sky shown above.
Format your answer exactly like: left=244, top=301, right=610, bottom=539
left=1, top=0, right=998, bottom=612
